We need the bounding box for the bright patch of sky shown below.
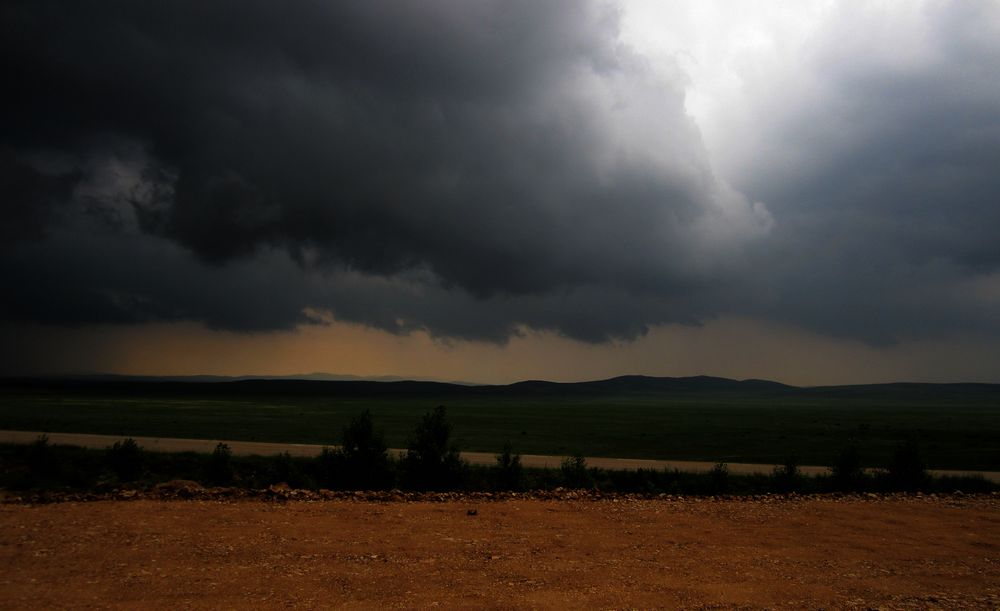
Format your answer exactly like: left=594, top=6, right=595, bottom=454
left=620, top=0, right=834, bottom=174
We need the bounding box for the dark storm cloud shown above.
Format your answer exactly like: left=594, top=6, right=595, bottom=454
left=0, top=150, right=81, bottom=241
left=0, top=226, right=710, bottom=344
left=0, top=0, right=767, bottom=341
left=2, top=0, right=708, bottom=292
left=1, top=0, right=998, bottom=348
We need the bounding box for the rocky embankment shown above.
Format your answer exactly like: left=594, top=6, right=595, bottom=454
left=2, top=480, right=996, bottom=505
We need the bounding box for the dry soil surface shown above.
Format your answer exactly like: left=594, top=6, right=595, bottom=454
left=1, top=496, right=998, bottom=609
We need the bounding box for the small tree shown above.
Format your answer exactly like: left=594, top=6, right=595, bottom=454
left=338, top=409, right=392, bottom=490
left=494, top=442, right=524, bottom=491
left=270, top=451, right=312, bottom=488
left=888, top=439, right=928, bottom=492
left=709, top=461, right=729, bottom=494
left=206, top=442, right=234, bottom=486
left=314, top=447, right=342, bottom=489
left=26, top=434, right=57, bottom=481
left=107, top=438, right=143, bottom=482
left=772, top=455, right=801, bottom=493
left=402, top=406, right=466, bottom=490
left=560, top=454, right=592, bottom=489
left=830, top=443, right=865, bottom=491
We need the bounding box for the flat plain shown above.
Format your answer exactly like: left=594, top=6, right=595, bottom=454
left=2, top=377, right=998, bottom=469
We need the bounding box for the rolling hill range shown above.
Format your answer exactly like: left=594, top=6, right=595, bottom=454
left=5, top=373, right=999, bottom=401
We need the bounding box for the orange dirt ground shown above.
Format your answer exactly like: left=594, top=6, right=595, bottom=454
left=1, top=496, right=997, bottom=609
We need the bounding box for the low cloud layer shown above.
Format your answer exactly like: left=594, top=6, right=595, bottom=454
left=1, top=0, right=998, bottom=352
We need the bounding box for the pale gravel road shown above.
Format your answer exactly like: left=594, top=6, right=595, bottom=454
left=2, top=429, right=997, bottom=481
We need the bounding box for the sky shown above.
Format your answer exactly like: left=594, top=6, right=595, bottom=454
left=2, top=0, right=999, bottom=384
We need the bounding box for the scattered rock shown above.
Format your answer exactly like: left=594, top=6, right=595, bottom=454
left=1, top=485, right=997, bottom=506
left=154, top=480, right=205, bottom=499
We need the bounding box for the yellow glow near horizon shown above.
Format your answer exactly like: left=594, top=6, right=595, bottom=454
left=5, top=317, right=1000, bottom=386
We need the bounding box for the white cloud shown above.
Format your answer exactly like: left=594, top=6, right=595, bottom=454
left=620, top=0, right=834, bottom=171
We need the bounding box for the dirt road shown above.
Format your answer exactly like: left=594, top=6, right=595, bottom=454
left=4, top=429, right=997, bottom=482
left=1, top=496, right=997, bottom=609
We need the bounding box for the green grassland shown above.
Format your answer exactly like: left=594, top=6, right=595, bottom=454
left=1, top=378, right=998, bottom=470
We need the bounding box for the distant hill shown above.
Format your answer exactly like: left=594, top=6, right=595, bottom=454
left=6, top=373, right=998, bottom=404
left=505, top=375, right=792, bottom=395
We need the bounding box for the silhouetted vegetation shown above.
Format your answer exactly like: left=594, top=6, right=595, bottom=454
left=402, top=406, right=467, bottom=490
left=830, top=443, right=865, bottom=492
left=107, top=438, right=143, bottom=482
left=0, top=412, right=995, bottom=495
left=888, top=439, right=929, bottom=491
left=560, top=454, right=592, bottom=489
left=771, top=456, right=801, bottom=493
left=312, top=410, right=392, bottom=490
left=270, top=451, right=313, bottom=489
left=709, top=462, right=729, bottom=494
left=829, top=443, right=865, bottom=491
left=0, top=439, right=994, bottom=496
left=26, top=435, right=57, bottom=481
left=494, top=442, right=524, bottom=491
left=336, top=409, right=392, bottom=490
left=206, top=443, right=234, bottom=486
left=314, top=447, right=341, bottom=489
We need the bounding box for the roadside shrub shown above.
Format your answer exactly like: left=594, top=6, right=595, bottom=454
left=829, top=443, right=865, bottom=491
left=268, top=452, right=314, bottom=489
left=709, top=461, right=729, bottom=494
left=206, top=442, right=234, bottom=486
left=314, top=447, right=342, bottom=489
left=560, top=454, right=592, bottom=489
left=402, top=406, right=467, bottom=490
left=603, top=468, right=663, bottom=494
left=107, top=438, right=143, bottom=482
left=771, top=456, right=801, bottom=493
left=26, top=434, right=57, bottom=481
left=933, top=474, right=993, bottom=494
left=494, top=442, right=525, bottom=491
left=522, top=465, right=565, bottom=491
left=337, top=409, right=392, bottom=490
left=888, top=440, right=928, bottom=491
left=639, top=469, right=665, bottom=494
left=2, top=439, right=997, bottom=495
